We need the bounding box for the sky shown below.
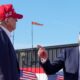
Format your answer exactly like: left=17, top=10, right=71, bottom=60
left=0, top=0, right=80, bottom=49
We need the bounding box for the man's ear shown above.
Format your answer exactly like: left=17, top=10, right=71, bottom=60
left=5, top=18, right=8, bottom=23
left=0, top=21, right=2, bottom=24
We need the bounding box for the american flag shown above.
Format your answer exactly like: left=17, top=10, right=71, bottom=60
left=32, top=21, right=43, bottom=26
left=20, top=70, right=37, bottom=80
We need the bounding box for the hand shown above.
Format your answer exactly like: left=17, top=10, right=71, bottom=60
left=37, top=45, right=48, bottom=59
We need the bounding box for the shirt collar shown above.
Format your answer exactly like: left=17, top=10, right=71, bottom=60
left=0, top=25, right=11, bottom=39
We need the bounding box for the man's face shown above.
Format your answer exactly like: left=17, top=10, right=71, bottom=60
left=6, top=17, right=17, bottom=32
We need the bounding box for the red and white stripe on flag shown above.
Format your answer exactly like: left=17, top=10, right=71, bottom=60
left=56, top=75, right=64, bottom=80
left=20, top=70, right=37, bottom=80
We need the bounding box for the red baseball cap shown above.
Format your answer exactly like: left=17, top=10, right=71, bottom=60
left=0, top=4, right=23, bottom=21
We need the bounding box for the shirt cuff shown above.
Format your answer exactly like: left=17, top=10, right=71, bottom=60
left=41, top=58, right=47, bottom=63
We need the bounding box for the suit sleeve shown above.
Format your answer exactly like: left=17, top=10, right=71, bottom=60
left=40, top=49, right=65, bottom=75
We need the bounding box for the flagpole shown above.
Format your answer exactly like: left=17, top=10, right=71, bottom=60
left=31, top=21, right=43, bottom=72
left=31, top=22, right=43, bottom=48
left=78, top=32, right=80, bottom=80
left=31, top=22, right=34, bottom=71
left=31, top=23, right=33, bottom=49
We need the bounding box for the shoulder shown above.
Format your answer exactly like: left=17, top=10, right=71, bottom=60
left=0, top=27, right=7, bottom=37
left=0, top=27, right=3, bottom=32
left=0, top=28, right=4, bottom=37
left=0, top=27, right=6, bottom=43
left=0, top=27, right=5, bottom=34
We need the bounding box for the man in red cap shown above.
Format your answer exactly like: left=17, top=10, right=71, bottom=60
left=0, top=4, right=23, bottom=80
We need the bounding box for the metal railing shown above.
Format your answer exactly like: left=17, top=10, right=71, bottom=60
left=16, top=43, right=78, bottom=68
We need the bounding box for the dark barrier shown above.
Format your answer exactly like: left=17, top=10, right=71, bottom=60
left=16, top=43, right=78, bottom=68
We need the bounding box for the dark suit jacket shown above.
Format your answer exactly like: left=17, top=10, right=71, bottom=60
left=40, top=47, right=79, bottom=80
left=0, top=27, right=20, bottom=80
